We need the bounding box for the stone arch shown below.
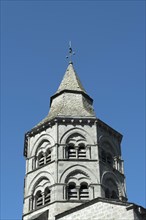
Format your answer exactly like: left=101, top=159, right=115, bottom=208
left=27, top=171, right=54, bottom=196
left=30, top=134, right=55, bottom=157
left=59, top=164, right=98, bottom=184
left=33, top=179, right=50, bottom=195
left=36, top=140, right=50, bottom=156
left=60, top=128, right=95, bottom=145
left=101, top=171, right=119, bottom=185
left=66, top=133, right=86, bottom=145
left=99, top=135, right=119, bottom=156
left=67, top=178, right=79, bottom=186
left=66, top=171, right=91, bottom=186
left=33, top=186, right=43, bottom=196
left=101, top=171, right=124, bottom=196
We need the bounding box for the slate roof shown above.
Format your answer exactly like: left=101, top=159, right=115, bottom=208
left=55, top=63, right=87, bottom=94
left=33, top=63, right=96, bottom=129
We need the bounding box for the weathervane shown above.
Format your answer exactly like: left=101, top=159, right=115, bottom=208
left=66, top=41, right=75, bottom=64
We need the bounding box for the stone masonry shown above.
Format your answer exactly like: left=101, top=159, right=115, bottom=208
left=56, top=198, right=145, bottom=220
left=22, top=63, right=145, bottom=220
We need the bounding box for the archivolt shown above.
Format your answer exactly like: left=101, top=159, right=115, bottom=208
left=27, top=171, right=54, bottom=196
left=101, top=171, right=124, bottom=195
left=59, top=164, right=98, bottom=184
left=60, top=127, right=95, bottom=145
left=99, top=135, right=118, bottom=156
left=30, top=134, right=55, bottom=157
left=101, top=171, right=119, bottom=184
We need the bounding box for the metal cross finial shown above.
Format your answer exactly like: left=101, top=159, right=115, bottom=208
left=66, top=41, right=75, bottom=64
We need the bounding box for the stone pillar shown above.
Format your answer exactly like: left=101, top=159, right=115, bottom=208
left=29, top=195, right=33, bottom=211
left=86, top=145, right=91, bottom=159
left=42, top=192, right=45, bottom=205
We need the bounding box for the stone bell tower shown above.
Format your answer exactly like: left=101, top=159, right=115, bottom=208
left=22, top=60, right=127, bottom=220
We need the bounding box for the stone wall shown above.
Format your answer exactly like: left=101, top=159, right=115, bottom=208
left=56, top=199, right=143, bottom=220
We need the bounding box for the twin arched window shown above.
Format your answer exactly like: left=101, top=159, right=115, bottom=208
left=67, top=182, right=89, bottom=200
left=66, top=133, right=87, bottom=159
left=35, top=187, right=51, bottom=209
left=34, top=140, right=52, bottom=170
left=104, top=178, right=119, bottom=200
left=37, top=149, right=51, bottom=168
left=105, top=188, right=118, bottom=199
left=101, top=150, right=113, bottom=166
left=67, top=144, right=86, bottom=159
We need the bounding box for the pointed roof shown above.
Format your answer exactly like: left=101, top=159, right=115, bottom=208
left=55, top=63, right=87, bottom=94
left=33, top=63, right=96, bottom=128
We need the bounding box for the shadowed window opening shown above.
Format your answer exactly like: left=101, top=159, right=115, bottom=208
left=35, top=191, right=43, bottom=208
left=68, top=183, right=77, bottom=200
left=107, top=153, right=113, bottom=166
left=38, top=152, right=45, bottom=167
left=101, top=150, right=113, bottom=167
left=78, top=144, right=86, bottom=158
left=111, top=190, right=118, bottom=199
left=44, top=187, right=51, bottom=204
left=46, top=149, right=51, bottom=164
left=79, top=183, right=89, bottom=199
left=68, top=145, right=76, bottom=158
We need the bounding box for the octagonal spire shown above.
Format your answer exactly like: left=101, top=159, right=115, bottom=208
left=34, top=63, right=96, bottom=128
left=48, top=63, right=95, bottom=119
left=55, top=62, right=87, bottom=95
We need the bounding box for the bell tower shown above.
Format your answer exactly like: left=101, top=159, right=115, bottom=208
left=22, top=60, right=127, bottom=220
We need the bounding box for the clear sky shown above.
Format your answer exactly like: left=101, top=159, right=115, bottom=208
left=1, top=0, right=145, bottom=219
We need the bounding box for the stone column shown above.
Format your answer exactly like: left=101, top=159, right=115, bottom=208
left=76, top=186, right=80, bottom=200
left=29, top=195, right=33, bottom=211
left=86, top=145, right=91, bottom=159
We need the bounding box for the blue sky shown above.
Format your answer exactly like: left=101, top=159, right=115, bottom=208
left=1, top=1, right=145, bottom=219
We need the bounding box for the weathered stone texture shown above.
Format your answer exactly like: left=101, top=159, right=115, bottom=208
left=56, top=200, right=138, bottom=220
left=22, top=63, right=145, bottom=220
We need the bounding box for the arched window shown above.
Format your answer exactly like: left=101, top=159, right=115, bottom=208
left=111, top=190, right=118, bottom=199
left=79, top=183, right=89, bottom=199
left=68, top=182, right=77, bottom=200
left=37, top=149, right=52, bottom=168
left=44, top=187, right=51, bottom=204
left=78, top=144, right=86, bottom=158
left=67, top=144, right=87, bottom=159
left=105, top=188, right=118, bottom=199
left=104, top=178, right=119, bottom=200
left=66, top=133, right=87, bottom=160
left=68, top=144, right=76, bottom=159
left=101, top=150, right=113, bottom=167
left=67, top=181, right=89, bottom=201
left=34, top=187, right=51, bottom=209
left=32, top=179, right=51, bottom=210
left=46, top=149, right=51, bottom=164
left=35, top=191, right=43, bottom=208
left=38, top=152, right=45, bottom=167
